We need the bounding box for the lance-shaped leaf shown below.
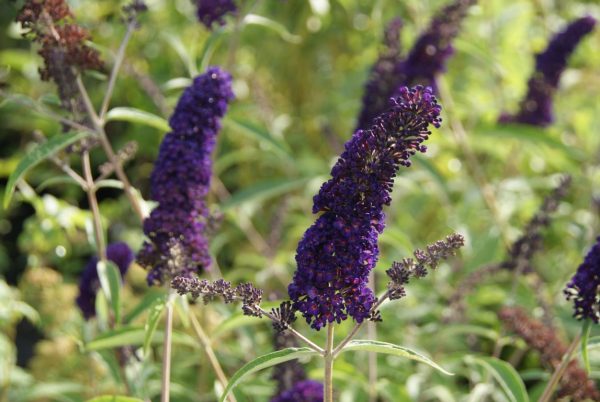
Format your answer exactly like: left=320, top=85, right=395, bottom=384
left=4, top=131, right=91, bottom=207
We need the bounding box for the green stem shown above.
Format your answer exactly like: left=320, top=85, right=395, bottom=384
left=538, top=330, right=582, bottom=402
left=160, top=292, right=176, bottom=402
left=324, top=324, right=335, bottom=402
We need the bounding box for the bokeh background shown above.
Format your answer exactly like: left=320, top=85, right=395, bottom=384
left=1, top=0, right=600, bottom=400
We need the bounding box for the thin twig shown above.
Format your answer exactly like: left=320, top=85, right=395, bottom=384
left=99, top=21, right=136, bottom=120
left=259, top=308, right=324, bottom=354
left=189, top=312, right=237, bottom=402
left=82, top=151, right=106, bottom=260
left=333, top=291, right=390, bottom=357
left=75, top=76, right=146, bottom=221
left=161, top=292, right=176, bottom=402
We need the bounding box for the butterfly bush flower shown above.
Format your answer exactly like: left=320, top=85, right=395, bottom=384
left=564, top=237, right=600, bottom=323
left=196, top=0, right=237, bottom=29
left=76, top=243, right=134, bottom=319
left=356, top=0, right=474, bottom=129
left=289, top=86, right=442, bottom=330
left=271, top=380, right=324, bottom=402
left=137, top=67, right=234, bottom=285
left=500, top=16, right=596, bottom=126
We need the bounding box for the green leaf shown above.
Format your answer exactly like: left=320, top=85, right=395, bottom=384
left=338, top=340, right=453, bottom=376
left=85, top=326, right=197, bottom=351
left=466, top=356, right=529, bottom=402
left=4, top=131, right=90, bottom=207
left=105, top=107, right=170, bottom=132
left=97, top=261, right=122, bottom=324
left=35, top=175, right=78, bottom=191
left=222, top=177, right=312, bottom=211
left=225, top=118, right=291, bottom=158
left=123, top=290, right=164, bottom=324
left=581, top=319, right=593, bottom=374
left=143, top=296, right=167, bottom=356
left=86, top=396, right=144, bottom=402
left=219, top=347, right=318, bottom=402
left=243, top=14, right=302, bottom=44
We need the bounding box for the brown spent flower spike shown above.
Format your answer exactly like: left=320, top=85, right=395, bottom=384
left=499, top=307, right=600, bottom=401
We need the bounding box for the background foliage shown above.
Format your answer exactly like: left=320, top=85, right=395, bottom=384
left=1, top=0, right=600, bottom=401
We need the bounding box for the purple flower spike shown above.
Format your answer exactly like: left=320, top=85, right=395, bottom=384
left=289, top=86, right=442, bottom=330
left=565, top=237, right=600, bottom=323
left=76, top=242, right=134, bottom=319
left=271, top=380, right=324, bottom=402
left=196, top=0, right=237, bottom=29
left=501, top=16, right=596, bottom=127
left=401, top=0, right=475, bottom=91
left=355, top=18, right=404, bottom=131
left=356, top=0, right=474, bottom=130
left=137, top=67, right=234, bottom=286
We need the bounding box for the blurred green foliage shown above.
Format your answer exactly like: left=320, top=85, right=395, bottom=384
left=1, top=0, right=600, bottom=401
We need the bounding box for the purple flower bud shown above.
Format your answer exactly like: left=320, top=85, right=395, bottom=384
left=500, top=16, right=596, bottom=127
left=196, top=0, right=237, bottom=29
left=289, top=86, right=442, bottom=330
left=270, top=380, right=323, bottom=402
left=137, top=67, right=234, bottom=285
left=76, top=242, right=134, bottom=319
left=565, top=237, right=600, bottom=323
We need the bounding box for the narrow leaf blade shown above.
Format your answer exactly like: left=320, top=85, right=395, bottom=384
left=144, top=296, right=167, bottom=355
left=97, top=261, right=122, bottom=324
left=85, top=325, right=197, bottom=351
left=466, top=356, right=529, bottom=402
left=339, top=340, right=453, bottom=375
left=219, top=347, right=318, bottom=402
left=4, top=131, right=90, bottom=207
left=105, top=107, right=170, bottom=132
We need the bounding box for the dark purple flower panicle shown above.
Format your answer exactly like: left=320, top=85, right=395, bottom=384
left=564, top=237, right=600, bottom=323
left=355, top=18, right=404, bottom=130
left=76, top=242, right=134, bottom=319
left=356, top=0, right=474, bottom=130
left=289, top=86, right=442, bottom=330
left=271, top=380, right=324, bottom=402
left=196, top=0, right=237, bottom=29
left=137, top=67, right=234, bottom=286
left=500, top=16, right=596, bottom=127
left=401, top=0, right=475, bottom=91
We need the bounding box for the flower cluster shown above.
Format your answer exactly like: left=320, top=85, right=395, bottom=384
left=271, top=380, right=324, bottom=402
left=564, top=237, right=600, bottom=323
left=355, top=18, right=404, bottom=130
left=386, top=233, right=465, bottom=300
left=289, top=86, right=442, bottom=330
left=76, top=243, right=134, bottom=319
left=502, top=175, right=571, bottom=271
left=171, top=276, right=263, bottom=317
left=499, top=307, right=600, bottom=401
left=356, top=0, right=475, bottom=129
left=196, top=0, right=237, bottom=29
left=137, top=67, right=234, bottom=285
left=500, top=16, right=596, bottom=126
left=16, top=0, right=103, bottom=116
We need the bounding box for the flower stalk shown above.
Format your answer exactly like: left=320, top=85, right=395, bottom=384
left=538, top=331, right=582, bottom=402
left=324, top=324, right=335, bottom=402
